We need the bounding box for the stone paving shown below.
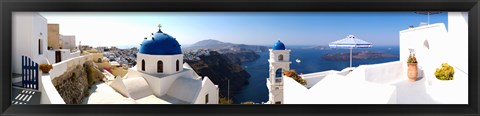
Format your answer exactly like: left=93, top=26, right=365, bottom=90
left=11, top=87, right=41, bottom=105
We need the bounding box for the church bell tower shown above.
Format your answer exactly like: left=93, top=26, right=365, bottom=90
left=267, top=40, right=291, bottom=104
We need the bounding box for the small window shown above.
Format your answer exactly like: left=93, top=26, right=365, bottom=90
left=275, top=68, right=283, bottom=77
left=275, top=101, right=281, bottom=104
left=205, top=94, right=209, bottom=104
left=176, top=60, right=180, bottom=71
left=38, top=39, right=42, bottom=55
left=278, top=54, right=284, bottom=61
left=141, top=59, right=145, bottom=71
left=157, top=60, right=163, bottom=73
left=38, top=32, right=43, bottom=54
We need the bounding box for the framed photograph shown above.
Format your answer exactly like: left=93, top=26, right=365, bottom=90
left=1, top=0, right=479, bottom=116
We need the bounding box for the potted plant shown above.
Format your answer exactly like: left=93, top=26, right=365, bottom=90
left=283, top=70, right=307, bottom=85
left=39, top=64, right=53, bottom=73
left=407, top=52, right=418, bottom=81
left=434, top=63, right=454, bottom=80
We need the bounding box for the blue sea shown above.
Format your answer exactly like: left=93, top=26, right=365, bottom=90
left=233, top=46, right=400, bottom=103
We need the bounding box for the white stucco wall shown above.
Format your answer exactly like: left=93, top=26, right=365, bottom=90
left=60, top=49, right=71, bottom=62
left=46, top=50, right=80, bottom=65
left=282, top=76, right=309, bottom=104
left=363, top=61, right=405, bottom=84
left=39, top=51, right=87, bottom=104
left=136, top=53, right=184, bottom=75
left=138, top=67, right=196, bottom=97
left=284, top=75, right=397, bottom=104
left=446, top=12, right=468, bottom=74
left=165, top=76, right=202, bottom=103
left=193, top=77, right=219, bottom=104
left=46, top=50, right=56, bottom=64
left=399, top=12, right=468, bottom=89
left=141, top=71, right=180, bottom=97
left=50, top=55, right=92, bottom=80
left=269, top=49, right=291, bottom=62
left=302, top=70, right=340, bottom=88
left=128, top=63, right=219, bottom=104
left=12, top=12, right=48, bottom=74
left=399, top=23, right=449, bottom=86
left=39, top=74, right=65, bottom=104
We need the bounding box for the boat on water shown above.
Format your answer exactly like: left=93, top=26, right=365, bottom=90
left=296, top=59, right=301, bottom=63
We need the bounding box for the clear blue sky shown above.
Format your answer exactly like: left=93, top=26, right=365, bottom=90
left=40, top=12, right=448, bottom=47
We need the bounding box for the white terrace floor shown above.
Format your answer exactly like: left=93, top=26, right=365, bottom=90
left=292, top=61, right=468, bottom=104
left=83, top=81, right=189, bottom=104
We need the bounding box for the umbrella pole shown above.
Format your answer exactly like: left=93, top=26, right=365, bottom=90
left=350, top=48, right=352, bottom=67
left=428, top=12, right=430, bottom=25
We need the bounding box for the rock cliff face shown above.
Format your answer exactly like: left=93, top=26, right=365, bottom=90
left=52, top=61, right=104, bottom=104
left=184, top=49, right=250, bottom=98
left=220, top=49, right=260, bottom=63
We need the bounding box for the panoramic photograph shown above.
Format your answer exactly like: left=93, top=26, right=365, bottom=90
left=11, top=12, right=468, bottom=104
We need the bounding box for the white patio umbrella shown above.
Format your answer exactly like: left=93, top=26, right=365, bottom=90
left=329, top=35, right=373, bottom=67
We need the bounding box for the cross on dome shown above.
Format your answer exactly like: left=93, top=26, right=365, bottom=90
left=157, top=24, right=163, bottom=33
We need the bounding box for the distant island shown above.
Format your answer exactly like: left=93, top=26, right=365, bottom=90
left=186, top=39, right=269, bottom=53
left=323, top=51, right=398, bottom=61
left=299, top=45, right=333, bottom=50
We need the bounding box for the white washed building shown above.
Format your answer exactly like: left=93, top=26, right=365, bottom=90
left=105, top=25, right=220, bottom=104
left=12, top=12, right=49, bottom=74
left=46, top=24, right=80, bottom=64
left=274, top=12, right=468, bottom=104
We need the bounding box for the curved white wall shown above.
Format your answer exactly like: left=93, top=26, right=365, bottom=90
left=136, top=53, right=183, bottom=75
left=50, top=55, right=92, bottom=80
left=39, top=74, right=65, bottom=104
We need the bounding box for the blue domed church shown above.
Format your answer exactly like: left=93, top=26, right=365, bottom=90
left=137, top=25, right=184, bottom=74
left=112, top=24, right=219, bottom=104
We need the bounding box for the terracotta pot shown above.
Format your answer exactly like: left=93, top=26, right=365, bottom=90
left=408, top=63, right=418, bottom=81
left=39, top=64, right=53, bottom=73
left=40, top=69, right=50, bottom=73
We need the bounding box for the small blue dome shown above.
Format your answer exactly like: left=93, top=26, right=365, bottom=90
left=139, top=31, right=182, bottom=55
left=272, top=40, right=286, bottom=50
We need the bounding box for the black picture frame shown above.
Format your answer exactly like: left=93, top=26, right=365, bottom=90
left=1, top=0, right=479, bottom=116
